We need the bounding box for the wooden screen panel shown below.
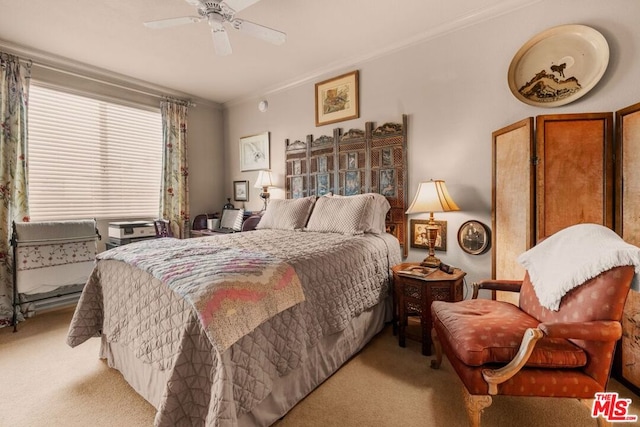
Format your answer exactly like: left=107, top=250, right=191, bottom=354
left=492, top=118, right=534, bottom=304
left=338, top=129, right=367, bottom=196
left=536, top=113, right=613, bottom=241
left=284, top=115, right=409, bottom=258
left=368, top=118, right=408, bottom=257
left=285, top=138, right=310, bottom=199
left=615, top=101, right=640, bottom=393
left=309, top=135, right=335, bottom=196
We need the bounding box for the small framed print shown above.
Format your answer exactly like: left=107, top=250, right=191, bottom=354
left=233, top=180, right=249, bottom=201
left=458, top=220, right=491, bottom=255
left=240, top=132, right=270, bottom=171
left=315, top=70, right=359, bottom=127
left=410, top=219, right=447, bottom=251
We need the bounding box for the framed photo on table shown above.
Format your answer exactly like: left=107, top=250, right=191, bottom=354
left=410, top=219, right=447, bottom=251
left=315, top=70, right=359, bottom=127
left=233, top=180, right=249, bottom=202
left=240, top=132, right=270, bottom=171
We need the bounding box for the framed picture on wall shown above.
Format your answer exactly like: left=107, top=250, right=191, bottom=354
left=315, top=70, right=359, bottom=127
left=233, top=180, right=249, bottom=202
left=410, top=219, right=447, bottom=251
left=240, top=132, right=270, bottom=171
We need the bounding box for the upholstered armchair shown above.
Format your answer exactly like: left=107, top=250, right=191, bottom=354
left=430, top=224, right=639, bottom=427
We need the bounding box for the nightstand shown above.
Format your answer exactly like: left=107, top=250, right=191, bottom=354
left=392, top=262, right=465, bottom=356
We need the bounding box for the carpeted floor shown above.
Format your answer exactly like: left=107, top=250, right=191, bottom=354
left=1, top=307, right=639, bottom=427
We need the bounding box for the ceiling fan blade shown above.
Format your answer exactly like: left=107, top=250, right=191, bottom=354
left=231, top=19, right=286, bottom=45
left=144, top=16, right=201, bottom=29
left=211, top=26, right=232, bottom=56
left=222, top=0, right=261, bottom=14
left=184, top=0, right=206, bottom=7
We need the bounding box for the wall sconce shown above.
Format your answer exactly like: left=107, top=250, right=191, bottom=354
left=254, top=170, right=274, bottom=211
left=406, top=179, right=460, bottom=267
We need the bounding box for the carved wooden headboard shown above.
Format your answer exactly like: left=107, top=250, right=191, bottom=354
left=285, top=115, right=408, bottom=257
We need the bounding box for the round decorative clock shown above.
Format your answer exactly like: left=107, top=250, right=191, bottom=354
left=458, top=220, right=491, bottom=255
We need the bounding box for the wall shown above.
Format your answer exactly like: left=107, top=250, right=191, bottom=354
left=221, top=0, right=640, bottom=288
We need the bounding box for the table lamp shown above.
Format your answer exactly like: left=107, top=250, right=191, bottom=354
left=254, top=170, right=274, bottom=211
left=406, top=179, right=460, bottom=267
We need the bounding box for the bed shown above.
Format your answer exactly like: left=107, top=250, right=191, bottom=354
left=67, top=193, right=401, bottom=426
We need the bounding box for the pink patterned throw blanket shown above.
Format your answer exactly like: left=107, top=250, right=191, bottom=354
left=97, top=237, right=304, bottom=351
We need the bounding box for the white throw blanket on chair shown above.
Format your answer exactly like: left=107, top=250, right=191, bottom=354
left=517, top=223, right=640, bottom=311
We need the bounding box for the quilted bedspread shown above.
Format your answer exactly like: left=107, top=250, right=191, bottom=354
left=95, top=238, right=304, bottom=352
left=67, top=230, right=401, bottom=426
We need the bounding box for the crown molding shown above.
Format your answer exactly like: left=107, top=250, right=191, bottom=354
left=223, top=0, right=542, bottom=108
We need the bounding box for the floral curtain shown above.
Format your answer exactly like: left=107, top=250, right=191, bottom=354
left=160, top=99, right=189, bottom=239
left=0, top=53, right=30, bottom=328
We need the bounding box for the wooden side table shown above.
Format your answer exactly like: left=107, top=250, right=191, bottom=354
left=392, top=262, right=465, bottom=356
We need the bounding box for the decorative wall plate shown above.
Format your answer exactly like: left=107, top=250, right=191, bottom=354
left=508, top=24, right=609, bottom=107
left=458, top=220, right=491, bottom=255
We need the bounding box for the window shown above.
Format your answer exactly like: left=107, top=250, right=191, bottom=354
left=28, top=83, right=163, bottom=221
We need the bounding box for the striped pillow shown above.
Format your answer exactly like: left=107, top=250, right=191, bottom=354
left=255, top=197, right=317, bottom=230
left=305, top=195, right=371, bottom=235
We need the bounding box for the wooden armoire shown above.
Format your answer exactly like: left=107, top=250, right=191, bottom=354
left=491, top=106, right=640, bottom=393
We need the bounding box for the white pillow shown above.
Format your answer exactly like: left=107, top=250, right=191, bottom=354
left=328, top=193, right=390, bottom=234
left=306, top=195, right=371, bottom=235
left=255, top=197, right=317, bottom=230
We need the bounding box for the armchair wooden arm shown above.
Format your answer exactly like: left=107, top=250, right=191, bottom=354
left=481, top=328, right=544, bottom=395
left=539, top=321, right=622, bottom=342
left=471, top=279, right=523, bottom=299
left=481, top=321, right=623, bottom=395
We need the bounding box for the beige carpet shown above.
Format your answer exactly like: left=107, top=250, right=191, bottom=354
left=1, top=307, right=639, bottom=427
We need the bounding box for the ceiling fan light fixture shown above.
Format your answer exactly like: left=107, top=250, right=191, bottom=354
left=143, top=0, right=286, bottom=55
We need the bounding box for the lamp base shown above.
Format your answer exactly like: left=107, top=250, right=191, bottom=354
left=420, top=255, right=441, bottom=268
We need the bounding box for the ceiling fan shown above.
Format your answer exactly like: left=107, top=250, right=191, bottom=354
left=144, top=0, right=286, bottom=56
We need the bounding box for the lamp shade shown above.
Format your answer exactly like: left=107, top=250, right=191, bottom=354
left=254, top=170, right=274, bottom=189
left=405, top=180, right=460, bottom=214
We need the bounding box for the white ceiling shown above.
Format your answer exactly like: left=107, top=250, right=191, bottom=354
left=0, top=0, right=532, bottom=105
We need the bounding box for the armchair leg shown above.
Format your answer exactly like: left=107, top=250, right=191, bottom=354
left=430, top=327, right=443, bottom=369
left=580, top=399, right=612, bottom=427
left=462, top=387, right=492, bottom=427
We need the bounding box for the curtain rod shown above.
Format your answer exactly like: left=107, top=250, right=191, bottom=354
left=1, top=47, right=195, bottom=107
left=35, top=62, right=196, bottom=107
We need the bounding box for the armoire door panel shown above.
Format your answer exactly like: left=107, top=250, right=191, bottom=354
left=492, top=118, right=534, bottom=304
left=615, top=101, right=640, bottom=393
left=535, top=113, right=614, bottom=241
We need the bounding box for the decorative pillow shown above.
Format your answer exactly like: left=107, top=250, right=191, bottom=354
left=306, top=195, right=371, bottom=235
left=255, top=197, right=316, bottom=231
left=328, top=193, right=390, bottom=234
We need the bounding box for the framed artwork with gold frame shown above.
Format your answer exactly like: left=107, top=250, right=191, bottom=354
left=410, top=219, right=447, bottom=251
left=315, top=70, right=359, bottom=127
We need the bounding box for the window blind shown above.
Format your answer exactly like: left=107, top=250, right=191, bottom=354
left=28, top=83, right=163, bottom=221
